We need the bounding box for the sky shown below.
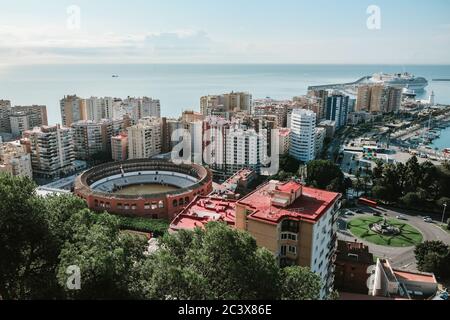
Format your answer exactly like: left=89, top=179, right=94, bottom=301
left=0, top=0, right=449, bottom=65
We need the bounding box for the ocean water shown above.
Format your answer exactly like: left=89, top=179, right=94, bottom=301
left=432, top=127, right=450, bottom=150
left=0, top=64, right=450, bottom=126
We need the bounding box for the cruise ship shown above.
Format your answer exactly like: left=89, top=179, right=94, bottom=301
left=370, top=72, right=428, bottom=91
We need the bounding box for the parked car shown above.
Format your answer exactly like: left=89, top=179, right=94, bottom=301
left=396, top=215, right=407, bottom=221
left=424, top=217, right=433, bottom=223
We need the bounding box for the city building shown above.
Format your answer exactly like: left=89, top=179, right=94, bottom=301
left=235, top=180, right=342, bottom=298
left=127, top=117, right=162, bottom=159
left=278, top=128, right=291, bottom=155
left=307, top=89, right=328, bottom=120
left=317, top=120, right=336, bottom=139
left=24, top=125, right=75, bottom=178
left=60, top=95, right=87, bottom=127
left=225, top=126, right=266, bottom=176
left=9, top=111, right=30, bottom=137
left=111, top=132, right=128, bottom=161
left=0, top=100, right=11, bottom=133
left=289, top=109, right=316, bottom=162
left=86, top=97, right=113, bottom=122
left=253, top=98, right=290, bottom=127
left=209, top=168, right=258, bottom=200
left=315, top=127, right=326, bottom=158
left=292, top=95, right=323, bottom=121
left=12, top=105, right=48, bottom=128
left=182, top=110, right=204, bottom=123
left=201, top=92, right=252, bottom=118
left=0, top=141, right=33, bottom=178
left=369, top=259, right=438, bottom=300
left=326, top=92, right=349, bottom=129
left=169, top=197, right=236, bottom=232
left=356, top=84, right=402, bottom=114
left=71, top=119, right=119, bottom=161
left=335, top=240, right=374, bottom=294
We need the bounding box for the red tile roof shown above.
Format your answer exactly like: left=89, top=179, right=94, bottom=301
left=393, top=270, right=437, bottom=284
left=238, top=180, right=341, bottom=224
left=169, top=196, right=236, bottom=231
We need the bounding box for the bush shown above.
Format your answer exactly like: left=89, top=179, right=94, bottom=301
left=116, top=216, right=169, bottom=237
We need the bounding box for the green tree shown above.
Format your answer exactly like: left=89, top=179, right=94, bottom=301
left=57, top=209, right=147, bottom=299
left=306, top=160, right=345, bottom=192
left=280, top=266, right=322, bottom=300
left=414, top=241, right=450, bottom=277
left=0, top=173, right=61, bottom=299
left=137, top=223, right=283, bottom=300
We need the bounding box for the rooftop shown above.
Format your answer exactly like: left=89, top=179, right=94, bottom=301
left=170, top=196, right=236, bottom=232
left=238, top=180, right=341, bottom=224
left=393, top=270, right=437, bottom=284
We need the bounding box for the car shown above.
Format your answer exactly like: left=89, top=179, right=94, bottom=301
left=345, top=211, right=355, bottom=216
left=396, top=215, right=407, bottom=221
left=423, top=217, right=433, bottom=223
left=355, top=209, right=363, bottom=214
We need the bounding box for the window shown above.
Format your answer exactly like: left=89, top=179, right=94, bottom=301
left=158, top=201, right=164, bottom=208
left=288, top=246, right=297, bottom=254
left=173, top=200, right=177, bottom=207
left=144, top=203, right=150, bottom=210
left=151, top=202, right=158, bottom=210
left=152, top=214, right=158, bottom=219
left=281, top=220, right=299, bottom=233
left=281, top=233, right=298, bottom=241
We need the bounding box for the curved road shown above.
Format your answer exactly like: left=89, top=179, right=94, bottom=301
left=338, top=205, right=450, bottom=272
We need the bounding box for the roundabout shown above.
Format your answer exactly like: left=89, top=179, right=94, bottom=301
left=348, top=216, right=423, bottom=247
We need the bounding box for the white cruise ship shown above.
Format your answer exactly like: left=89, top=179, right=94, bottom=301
left=370, top=72, right=428, bottom=91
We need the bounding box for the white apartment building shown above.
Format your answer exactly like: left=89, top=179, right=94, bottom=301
left=25, top=125, right=75, bottom=178
left=289, top=109, right=316, bottom=162
left=9, top=112, right=30, bottom=137
left=86, top=97, right=113, bottom=122
left=225, top=126, right=266, bottom=174
left=0, top=141, right=33, bottom=178
left=127, top=117, right=162, bottom=159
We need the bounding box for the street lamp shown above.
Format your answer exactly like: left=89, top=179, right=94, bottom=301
left=442, top=202, right=448, bottom=224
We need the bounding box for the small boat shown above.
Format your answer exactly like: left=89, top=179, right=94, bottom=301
left=112, top=74, right=119, bottom=78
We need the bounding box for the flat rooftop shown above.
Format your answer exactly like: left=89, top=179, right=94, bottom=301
left=393, top=270, right=437, bottom=284
left=238, top=180, right=341, bottom=224
left=170, top=196, right=236, bottom=231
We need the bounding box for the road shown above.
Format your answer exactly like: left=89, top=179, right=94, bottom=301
left=338, top=205, right=450, bottom=272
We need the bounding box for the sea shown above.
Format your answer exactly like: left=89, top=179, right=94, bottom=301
left=1, top=64, right=450, bottom=147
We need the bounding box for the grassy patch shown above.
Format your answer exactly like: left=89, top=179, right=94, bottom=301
left=116, top=216, right=169, bottom=237
left=348, top=217, right=423, bottom=247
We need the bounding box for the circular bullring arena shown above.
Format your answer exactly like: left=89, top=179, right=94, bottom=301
left=74, top=160, right=213, bottom=220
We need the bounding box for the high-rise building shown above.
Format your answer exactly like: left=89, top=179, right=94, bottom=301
left=201, top=92, right=252, bottom=118
left=307, top=89, right=328, bottom=120
left=326, top=92, right=349, bottom=129
left=9, top=111, right=30, bottom=137
left=111, top=132, right=128, bottom=162
left=24, top=125, right=75, bottom=178
left=356, top=85, right=372, bottom=112
left=0, top=141, right=33, bottom=178
left=225, top=126, right=266, bottom=174
left=86, top=97, right=113, bottom=122
left=0, top=100, right=11, bottom=133
left=289, top=109, right=316, bottom=162
left=127, top=117, right=162, bottom=159
left=356, top=84, right=402, bottom=114
left=292, top=95, right=323, bottom=121
left=71, top=119, right=119, bottom=160
left=278, top=128, right=291, bottom=155
left=235, top=180, right=342, bottom=299
left=12, top=105, right=48, bottom=128
left=60, top=95, right=87, bottom=127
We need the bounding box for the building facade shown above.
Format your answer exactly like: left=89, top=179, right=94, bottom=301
left=60, top=95, right=87, bottom=127
left=235, top=180, right=342, bottom=299
left=0, top=100, right=11, bottom=133
left=24, top=125, right=75, bottom=178
left=0, top=141, right=33, bottom=178
left=111, top=132, right=128, bottom=161
left=289, top=109, right=316, bottom=162
left=326, top=92, right=349, bottom=129
left=127, top=117, right=162, bottom=159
